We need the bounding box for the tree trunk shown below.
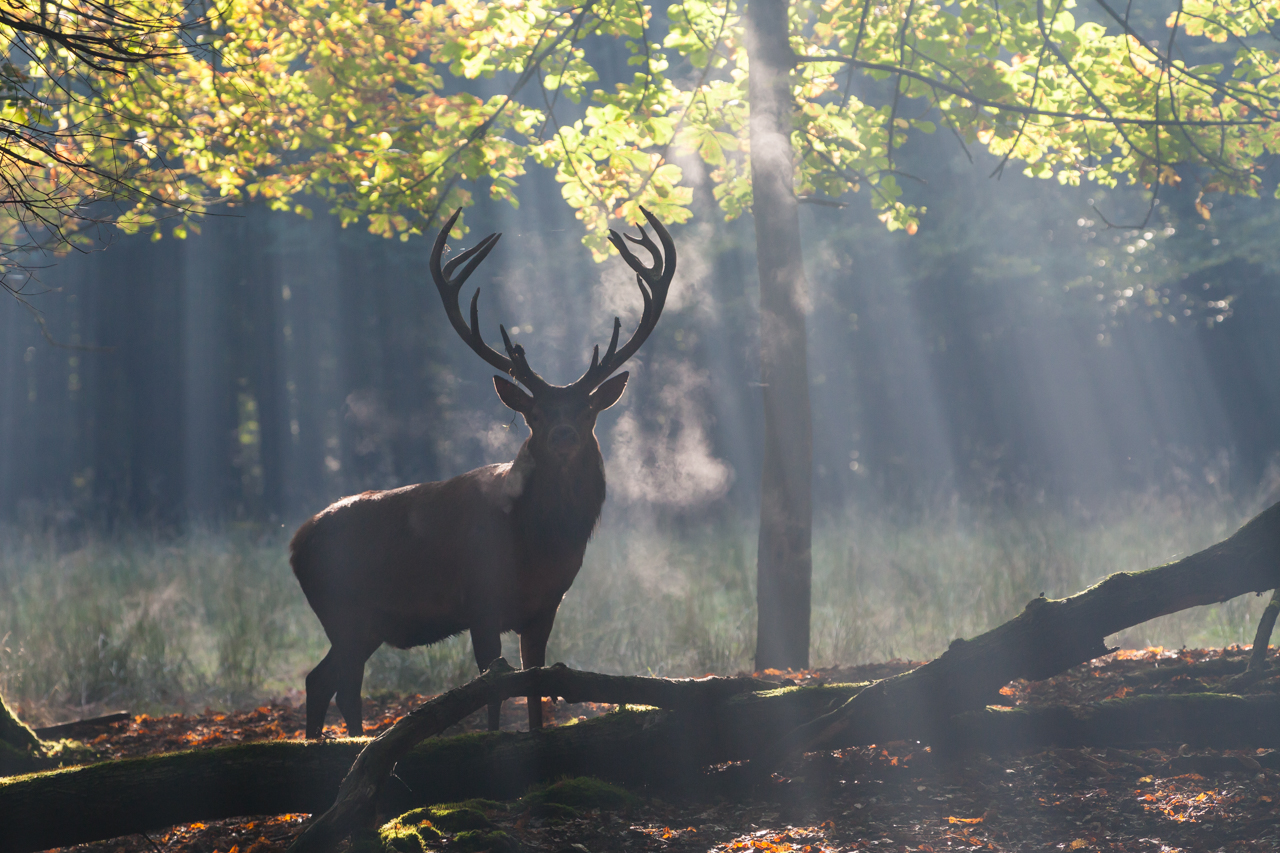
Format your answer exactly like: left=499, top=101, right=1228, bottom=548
left=745, top=0, right=813, bottom=672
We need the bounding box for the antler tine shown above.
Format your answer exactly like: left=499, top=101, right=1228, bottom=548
left=468, top=288, right=485, bottom=340
left=601, top=316, right=622, bottom=366
left=430, top=209, right=463, bottom=289
left=570, top=207, right=675, bottom=392
left=498, top=325, right=549, bottom=391
left=430, top=209, right=518, bottom=379
left=607, top=230, right=649, bottom=278
left=621, top=226, right=662, bottom=275
left=443, top=233, right=501, bottom=282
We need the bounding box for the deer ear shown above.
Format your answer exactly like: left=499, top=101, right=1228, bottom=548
left=494, top=376, right=535, bottom=414
left=590, top=372, right=629, bottom=412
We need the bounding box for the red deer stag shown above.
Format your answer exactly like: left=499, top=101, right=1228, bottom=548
left=291, top=207, right=675, bottom=738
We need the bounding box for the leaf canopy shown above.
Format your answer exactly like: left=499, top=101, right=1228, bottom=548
left=12, top=0, right=1280, bottom=257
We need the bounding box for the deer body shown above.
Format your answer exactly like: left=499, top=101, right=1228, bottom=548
left=292, top=430, right=608, bottom=737
left=293, top=209, right=674, bottom=739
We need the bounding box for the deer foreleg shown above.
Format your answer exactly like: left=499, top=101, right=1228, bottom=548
left=519, top=609, right=558, bottom=730
left=471, top=627, right=503, bottom=731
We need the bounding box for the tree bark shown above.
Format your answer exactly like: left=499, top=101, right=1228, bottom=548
left=1248, top=587, right=1279, bottom=671
left=745, top=0, right=813, bottom=672
left=0, top=692, right=46, bottom=776
left=32, top=711, right=132, bottom=740
left=945, top=693, right=1280, bottom=754
left=0, top=691, right=51, bottom=778
left=0, top=694, right=41, bottom=752
left=1222, top=588, right=1279, bottom=691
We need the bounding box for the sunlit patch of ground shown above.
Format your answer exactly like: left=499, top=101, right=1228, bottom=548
left=710, top=824, right=840, bottom=851
left=80, top=693, right=621, bottom=760
left=1134, top=770, right=1278, bottom=828
left=49, top=815, right=308, bottom=853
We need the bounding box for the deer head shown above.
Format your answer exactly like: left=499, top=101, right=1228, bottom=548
left=430, top=208, right=676, bottom=464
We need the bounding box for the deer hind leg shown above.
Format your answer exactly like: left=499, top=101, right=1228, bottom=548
left=471, top=627, right=503, bottom=731
left=304, top=648, right=340, bottom=739
left=333, top=640, right=380, bottom=737
left=519, top=608, right=558, bottom=731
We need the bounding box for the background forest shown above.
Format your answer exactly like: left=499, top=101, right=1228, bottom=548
left=4, top=124, right=1279, bottom=721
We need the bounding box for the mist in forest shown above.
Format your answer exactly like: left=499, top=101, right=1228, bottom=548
left=3, top=123, right=1280, bottom=714
left=4, top=131, right=1278, bottom=529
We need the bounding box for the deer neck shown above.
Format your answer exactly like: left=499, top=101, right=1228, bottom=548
left=508, top=439, right=606, bottom=551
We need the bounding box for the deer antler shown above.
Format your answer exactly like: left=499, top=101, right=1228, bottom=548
left=431, top=207, right=674, bottom=393
left=430, top=209, right=551, bottom=393
left=569, top=206, right=677, bottom=392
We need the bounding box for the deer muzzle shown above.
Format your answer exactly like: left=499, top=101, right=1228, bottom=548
left=548, top=424, right=580, bottom=452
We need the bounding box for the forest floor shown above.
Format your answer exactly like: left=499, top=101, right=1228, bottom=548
left=45, top=647, right=1280, bottom=853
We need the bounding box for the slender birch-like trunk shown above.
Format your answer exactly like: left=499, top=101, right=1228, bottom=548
left=744, top=0, right=813, bottom=670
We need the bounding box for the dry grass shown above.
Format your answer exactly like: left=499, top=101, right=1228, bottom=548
left=1, top=489, right=1274, bottom=723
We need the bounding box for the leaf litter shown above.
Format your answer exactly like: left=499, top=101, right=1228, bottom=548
left=41, top=647, right=1280, bottom=853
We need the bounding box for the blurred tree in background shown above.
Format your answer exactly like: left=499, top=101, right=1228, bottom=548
left=0, top=0, right=210, bottom=312
left=9, top=0, right=1280, bottom=668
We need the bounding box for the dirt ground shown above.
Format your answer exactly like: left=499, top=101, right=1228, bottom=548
left=41, top=647, right=1280, bottom=853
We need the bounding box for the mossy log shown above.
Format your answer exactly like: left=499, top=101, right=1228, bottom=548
left=287, top=662, right=778, bottom=853
left=757, top=499, right=1280, bottom=768
left=0, top=693, right=46, bottom=776
left=0, top=685, right=848, bottom=853
left=8, top=689, right=1280, bottom=853
left=946, top=693, right=1280, bottom=754
left=0, top=740, right=366, bottom=853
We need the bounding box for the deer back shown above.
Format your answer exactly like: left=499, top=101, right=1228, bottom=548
left=291, top=463, right=526, bottom=644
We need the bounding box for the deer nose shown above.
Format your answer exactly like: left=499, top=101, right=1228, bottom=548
left=548, top=424, right=579, bottom=451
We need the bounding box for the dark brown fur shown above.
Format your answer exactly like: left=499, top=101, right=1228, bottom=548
left=291, top=376, right=624, bottom=738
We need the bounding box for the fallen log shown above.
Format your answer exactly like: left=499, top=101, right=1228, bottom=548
left=946, top=693, right=1280, bottom=754
left=8, top=688, right=1280, bottom=853
left=32, top=711, right=132, bottom=741
left=287, top=661, right=778, bottom=853
left=0, top=684, right=846, bottom=853
left=754, top=500, right=1280, bottom=768
left=0, top=739, right=367, bottom=853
